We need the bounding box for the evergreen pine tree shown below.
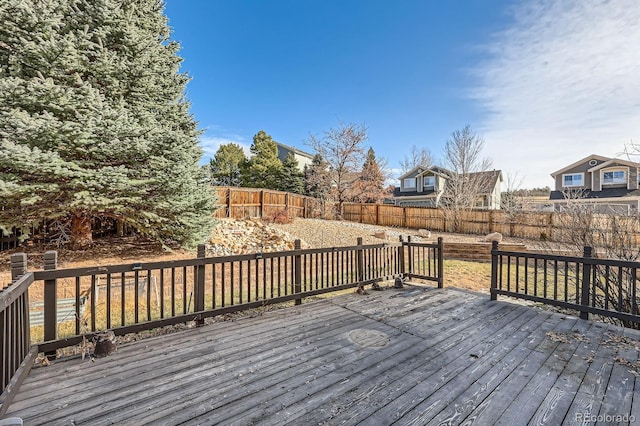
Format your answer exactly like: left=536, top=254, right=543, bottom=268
left=209, top=143, right=246, bottom=186
left=277, top=153, right=304, bottom=194
left=0, top=0, right=214, bottom=248
left=355, top=147, right=386, bottom=203
left=304, top=154, right=332, bottom=200
left=242, top=130, right=282, bottom=189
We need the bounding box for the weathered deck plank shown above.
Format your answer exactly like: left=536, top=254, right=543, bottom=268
left=5, top=285, right=640, bottom=425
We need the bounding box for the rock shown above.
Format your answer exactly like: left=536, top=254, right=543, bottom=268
left=208, top=218, right=305, bottom=255
left=418, top=229, right=431, bottom=238
left=484, top=232, right=503, bottom=243
left=373, top=231, right=387, bottom=239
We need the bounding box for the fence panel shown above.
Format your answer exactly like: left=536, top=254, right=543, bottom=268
left=405, top=207, right=446, bottom=231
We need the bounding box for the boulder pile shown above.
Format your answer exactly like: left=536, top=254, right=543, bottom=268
left=207, top=219, right=306, bottom=256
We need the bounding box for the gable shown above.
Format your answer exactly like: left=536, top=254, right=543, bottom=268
left=551, top=154, right=611, bottom=177
left=588, top=158, right=640, bottom=172
left=398, top=165, right=429, bottom=180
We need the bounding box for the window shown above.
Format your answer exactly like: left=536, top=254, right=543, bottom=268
left=563, top=173, right=583, bottom=187
left=403, top=178, right=416, bottom=189
left=602, top=170, right=625, bottom=185
left=424, top=176, right=435, bottom=187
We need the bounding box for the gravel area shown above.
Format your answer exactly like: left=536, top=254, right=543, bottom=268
left=270, top=218, right=424, bottom=247
left=271, top=218, right=569, bottom=252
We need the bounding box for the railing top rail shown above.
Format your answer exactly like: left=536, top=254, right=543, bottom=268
left=405, top=241, right=441, bottom=248
left=0, top=272, right=34, bottom=312
left=32, top=241, right=405, bottom=280
left=492, top=249, right=585, bottom=263
left=494, top=248, right=640, bottom=269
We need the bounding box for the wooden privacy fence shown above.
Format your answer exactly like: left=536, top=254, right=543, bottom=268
left=213, top=187, right=330, bottom=220
left=342, top=203, right=640, bottom=245
left=0, top=237, right=443, bottom=416
left=491, top=242, right=640, bottom=328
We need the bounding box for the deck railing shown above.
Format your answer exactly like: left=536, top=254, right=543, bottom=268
left=0, top=255, right=38, bottom=417
left=491, top=242, right=640, bottom=327
left=0, top=237, right=443, bottom=415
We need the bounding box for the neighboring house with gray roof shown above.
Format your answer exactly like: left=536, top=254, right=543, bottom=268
left=274, top=142, right=314, bottom=172
left=549, top=154, right=640, bottom=214
left=392, top=166, right=503, bottom=209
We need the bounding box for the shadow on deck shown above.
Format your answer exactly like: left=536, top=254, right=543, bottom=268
left=5, top=285, right=640, bottom=425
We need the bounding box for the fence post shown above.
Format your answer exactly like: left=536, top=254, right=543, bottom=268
left=490, top=241, right=499, bottom=301
left=437, top=237, right=444, bottom=289
left=10, top=253, right=27, bottom=282
left=580, top=246, right=592, bottom=320
left=195, top=244, right=206, bottom=326
left=356, top=237, right=364, bottom=284
left=226, top=188, right=232, bottom=218
left=259, top=190, right=264, bottom=219
left=43, top=251, right=57, bottom=359
left=376, top=204, right=380, bottom=226
left=398, top=236, right=405, bottom=278
left=407, top=236, right=413, bottom=276
left=294, top=239, right=302, bottom=305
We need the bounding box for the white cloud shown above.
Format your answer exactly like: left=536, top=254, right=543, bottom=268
left=473, top=0, right=640, bottom=188
left=199, top=135, right=251, bottom=161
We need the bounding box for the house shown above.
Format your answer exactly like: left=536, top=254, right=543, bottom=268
left=274, top=142, right=314, bottom=172
left=392, top=166, right=503, bottom=209
left=549, top=154, right=640, bottom=214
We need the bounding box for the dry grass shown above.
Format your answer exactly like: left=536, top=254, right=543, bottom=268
left=443, top=259, right=492, bottom=293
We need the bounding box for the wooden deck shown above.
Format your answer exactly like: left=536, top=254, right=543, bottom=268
left=5, top=285, right=640, bottom=425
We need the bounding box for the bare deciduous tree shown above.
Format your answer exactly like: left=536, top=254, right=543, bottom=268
left=400, top=145, right=435, bottom=173
left=307, top=122, right=367, bottom=218
left=440, top=125, right=494, bottom=231
left=552, top=190, right=640, bottom=328
left=500, top=171, right=526, bottom=234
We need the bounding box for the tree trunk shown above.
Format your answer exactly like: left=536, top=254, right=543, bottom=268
left=70, top=213, right=92, bottom=248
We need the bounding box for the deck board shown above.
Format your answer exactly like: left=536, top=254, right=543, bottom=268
left=5, top=285, right=640, bottom=425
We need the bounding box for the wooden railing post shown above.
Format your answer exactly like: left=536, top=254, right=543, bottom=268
left=437, top=237, right=444, bottom=289
left=580, top=246, right=593, bottom=320
left=10, top=252, right=27, bottom=282
left=356, top=237, right=364, bottom=283
left=398, top=236, right=405, bottom=278
left=43, top=251, right=57, bottom=359
left=195, top=244, right=206, bottom=326
left=407, top=236, right=413, bottom=275
left=294, top=239, right=302, bottom=305
left=490, top=241, right=499, bottom=300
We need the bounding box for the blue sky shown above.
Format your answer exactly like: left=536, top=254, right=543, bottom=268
left=164, top=0, right=640, bottom=189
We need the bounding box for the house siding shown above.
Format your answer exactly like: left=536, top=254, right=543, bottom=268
left=275, top=145, right=314, bottom=172
left=555, top=163, right=593, bottom=190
